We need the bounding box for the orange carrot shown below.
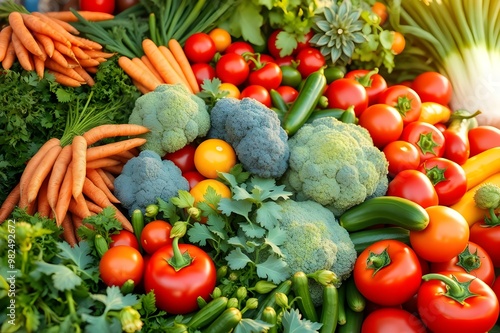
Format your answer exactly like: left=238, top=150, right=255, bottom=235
left=142, top=38, right=186, bottom=87
left=168, top=38, right=200, bottom=93
left=85, top=158, right=121, bottom=169
left=49, top=70, right=83, bottom=87
left=45, top=58, right=85, bottom=82
left=118, top=55, right=162, bottom=91
left=46, top=15, right=80, bottom=35
left=47, top=144, right=72, bottom=210
left=101, top=164, right=124, bottom=175
left=73, top=66, right=95, bottom=86
left=1, top=41, right=15, bottom=69
left=31, top=12, right=86, bottom=49
left=8, top=12, right=44, bottom=58
left=86, top=138, right=146, bottom=162
left=44, top=10, right=115, bottom=22
left=0, top=183, right=20, bottom=223
left=11, top=32, right=34, bottom=71
left=68, top=195, right=91, bottom=219
left=27, top=144, right=63, bottom=204
left=20, top=13, right=71, bottom=49
left=71, top=213, right=84, bottom=242
left=50, top=48, right=70, bottom=68
left=33, top=32, right=55, bottom=58
left=131, top=79, right=152, bottom=94
left=114, top=149, right=136, bottom=160
left=71, top=135, right=87, bottom=199
left=86, top=168, right=120, bottom=203
left=85, top=199, right=103, bottom=214
left=96, top=168, right=114, bottom=191
left=61, top=213, right=77, bottom=247
left=83, top=65, right=98, bottom=74
left=37, top=177, right=51, bottom=218
left=158, top=45, right=190, bottom=88
left=34, top=40, right=48, bottom=78
left=72, top=36, right=103, bottom=50
left=53, top=40, right=77, bottom=62
left=83, top=49, right=115, bottom=59
left=83, top=124, right=150, bottom=146
left=0, top=26, right=13, bottom=62
left=139, top=55, right=163, bottom=83
left=67, top=57, right=100, bottom=68
left=54, top=163, right=73, bottom=226
left=131, top=56, right=161, bottom=83
left=71, top=45, right=91, bottom=60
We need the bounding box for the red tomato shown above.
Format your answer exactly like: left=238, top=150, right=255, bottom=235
left=325, top=78, right=369, bottom=117
left=442, top=127, right=470, bottom=165
left=470, top=220, right=500, bottom=268
left=275, top=85, right=299, bottom=103
left=345, top=69, right=388, bottom=105
left=109, top=230, right=140, bottom=251
left=410, top=205, right=470, bottom=263
left=411, top=71, right=453, bottom=105
left=183, top=170, right=206, bottom=189
left=361, top=308, right=426, bottom=333
left=215, top=53, right=250, bottom=86
left=191, top=63, right=216, bottom=89
left=378, top=85, right=422, bottom=125
left=295, top=47, right=326, bottom=78
left=354, top=240, right=422, bottom=306
left=468, top=126, right=500, bottom=157
left=430, top=241, right=495, bottom=286
left=163, top=143, right=197, bottom=173
left=183, top=32, right=217, bottom=64
left=492, top=276, right=500, bottom=301
left=99, top=245, right=144, bottom=287
left=140, top=220, right=173, bottom=255
left=358, top=104, right=404, bottom=149
left=240, top=85, right=272, bottom=107
left=417, top=271, right=499, bottom=333
left=248, top=54, right=275, bottom=71
left=224, top=41, right=254, bottom=56
left=383, top=140, right=421, bottom=178
left=248, top=62, right=282, bottom=90
left=144, top=243, right=217, bottom=314
left=400, top=121, right=446, bottom=161
left=116, top=0, right=139, bottom=13
left=386, top=169, right=439, bottom=208
left=79, top=0, right=114, bottom=14
left=274, top=55, right=295, bottom=67
left=417, top=157, right=467, bottom=206
left=294, top=30, right=314, bottom=54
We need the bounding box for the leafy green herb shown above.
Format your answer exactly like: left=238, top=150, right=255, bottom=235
left=281, top=308, right=323, bottom=333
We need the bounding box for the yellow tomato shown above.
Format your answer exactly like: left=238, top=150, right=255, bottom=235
left=219, top=82, right=241, bottom=99
left=189, top=179, right=231, bottom=206
left=194, top=139, right=237, bottom=179
left=208, top=28, right=232, bottom=52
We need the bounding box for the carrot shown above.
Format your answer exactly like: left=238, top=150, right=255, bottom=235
left=85, top=158, right=121, bottom=169
left=131, top=56, right=161, bottom=83
left=0, top=183, right=20, bottom=223
left=0, top=26, right=13, bottom=62
left=67, top=57, right=100, bottom=68
left=33, top=40, right=48, bottom=78
left=37, top=177, right=51, bottom=218
left=96, top=168, right=114, bottom=191
left=168, top=38, right=200, bottom=93
left=114, top=149, right=136, bottom=160
left=20, top=13, right=71, bottom=49
left=71, top=213, right=84, bottom=242
left=139, top=55, right=163, bottom=83
left=73, top=66, right=95, bottom=86
left=1, top=39, right=15, bottom=69
left=86, top=138, right=146, bottom=162
left=26, top=144, right=63, bottom=204
left=71, top=135, right=87, bottom=200
left=45, top=58, right=85, bottom=82
left=49, top=70, right=83, bottom=87
left=50, top=48, right=71, bottom=68
left=47, top=144, right=72, bottom=210
left=8, top=12, right=44, bottom=58
left=68, top=195, right=91, bottom=219
left=142, top=38, right=186, bottom=86
left=44, top=10, right=115, bottom=22
left=83, top=124, right=150, bottom=146
left=53, top=40, right=77, bottom=62
left=71, top=45, right=91, bottom=60
left=102, top=164, right=124, bottom=175
left=131, top=79, right=152, bottom=94
left=86, top=168, right=120, bottom=203
left=85, top=199, right=103, bottom=214
left=83, top=49, right=115, bottom=59
left=72, top=36, right=103, bottom=50
left=158, top=45, right=190, bottom=89
left=19, top=138, right=61, bottom=209
left=11, top=32, right=34, bottom=71
left=118, top=56, right=162, bottom=92
left=46, top=15, right=80, bottom=35
left=54, top=163, right=73, bottom=226
left=61, top=213, right=78, bottom=247
left=33, top=32, right=55, bottom=58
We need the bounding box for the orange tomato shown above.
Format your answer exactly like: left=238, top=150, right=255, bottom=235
left=372, top=1, right=388, bottom=25
left=219, top=82, right=241, bottom=99
left=208, top=28, right=232, bottom=52
left=390, top=31, right=406, bottom=55
left=194, top=139, right=237, bottom=179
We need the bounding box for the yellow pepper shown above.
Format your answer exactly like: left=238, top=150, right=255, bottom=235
left=418, top=102, right=451, bottom=125
left=461, top=147, right=500, bottom=190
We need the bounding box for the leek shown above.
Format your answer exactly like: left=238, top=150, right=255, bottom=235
left=387, top=0, right=500, bottom=127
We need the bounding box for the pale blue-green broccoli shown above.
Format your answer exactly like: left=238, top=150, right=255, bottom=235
left=128, top=83, right=211, bottom=156
left=280, top=117, right=389, bottom=216
left=113, top=150, right=189, bottom=215
left=207, top=97, right=289, bottom=178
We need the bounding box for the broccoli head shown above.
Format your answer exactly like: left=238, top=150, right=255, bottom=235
left=207, top=97, right=289, bottom=179
left=280, top=117, right=389, bottom=216
left=128, top=83, right=211, bottom=156
left=113, top=150, right=189, bottom=215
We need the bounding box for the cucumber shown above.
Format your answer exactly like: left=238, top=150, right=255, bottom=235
left=345, top=277, right=365, bottom=313
left=255, top=279, right=292, bottom=319
left=94, top=234, right=108, bottom=258
left=349, top=227, right=411, bottom=254
left=337, top=306, right=363, bottom=333
left=131, top=209, right=144, bottom=246
left=270, top=89, right=289, bottom=114
left=187, top=296, right=228, bottom=330
left=307, top=108, right=345, bottom=123
left=337, top=283, right=347, bottom=326
left=292, top=271, right=318, bottom=322
left=261, top=306, right=278, bottom=333
left=319, top=284, right=339, bottom=333
left=202, top=307, right=241, bottom=333
left=339, top=196, right=430, bottom=232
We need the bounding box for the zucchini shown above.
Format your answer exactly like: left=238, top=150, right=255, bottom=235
left=307, top=108, right=345, bottom=123
left=345, top=277, right=365, bottom=313
left=202, top=307, right=242, bottom=333
left=261, top=306, right=278, bottom=333
left=349, top=227, right=411, bottom=254
left=255, top=279, right=292, bottom=319
left=291, top=271, right=318, bottom=322
left=187, top=296, right=228, bottom=330
left=339, top=196, right=430, bottom=232
left=94, top=234, right=108, bottom=258
left=270, top=89, right=289, bottom=114
left=282, top=70, right=327, bottom=136
left=337, top=306, right=363, bottom=333
left=319, top=284, right=339, bottom=333
left=131, top=209, right=144, bottom=246
left=337, top=283, right=347, bottom=326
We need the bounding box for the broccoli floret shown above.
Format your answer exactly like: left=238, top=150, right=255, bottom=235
left=474, top=183, right=500, bottom=224
left=207, top=97, right=289, bottom=178
left=128, top=83, right=211, bottom=156
left=280, top=117, right=389, bottom=216
left=113, top=150, right=189, bottom=215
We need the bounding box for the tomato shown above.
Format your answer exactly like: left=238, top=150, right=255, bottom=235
left=417, top=271, right=499, bottom=333
left=354, top=240, right=422, bottom=306
left=295, top=47, right=326, bottom=78
left=116, top=0, right=139, bottom=13
left=224, top=41, right=254, bottom=56
left=99, top=245, right=144, bottom=287
left=492, top=276, right=500, bottom=301
left=371, top=2, right=388, bottom=25
left=163, top=143, right=197, bottom=173
left=215, top=53, right=250, bottom=86
left=191, top=63, right=216, bottom=89
left=183, top=170, right=206, bottom=189
left=248, top=62, right=282, bottom=90
left=410, top=205, right=470, bottom=262
left=470, top=220, right=500, bottom=268
left=345, top=69, right=387, bottom=105
left=294, top=30, right=314, bottom=54
left=377, top=85, right=422, bottom=125
left=189, top=178, right=231, bottom=208
left=140, top=220, right=173, bottom=255
left=218, top=82, right=240, bottom=99
left=400, top=121, right=446, bottom=161
left=79, top=0, right=114, bottom=14
left=325, top=78, right=369, bottom=117
left=267, top=29, right=286, bottom=59
left=468, top=126, right=500, bottom=157
left=280, top=65, right=302, bottom=88
left=358, top=104, right=403, bottom=149
left=274, top=55, right=295, bottom=67
left=386, top=169, right=439, bottom=208
left=208, top=28, right=232, bottom=52
left=361, top=308, right=426, bottom=333
left=275, top=85, right=299, bottom=103
left=390, top=31, right=405, bottom=55
left=193, top=138, right=237, bottom=179
left=411, top=71, right=452, bottom=105
left=109, top=230, right=140, bottom=251
left=183, top=32, right=217, bottom=64
left=144, top=243, right=217, bottom=314
left=240, top=85, right=272, bottom=107
left=383, top=140, right=421, bottom=178
left=417, top=157, right=467, bottom=206
left=430, top=241, right=495, bottom=286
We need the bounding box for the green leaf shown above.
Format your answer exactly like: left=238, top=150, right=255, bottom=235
left=275, top=30, right=298, bottom=57
left=157, top=197, right=180, bottom=222
left=224, top=2, right=265, bottom=45
left=92, top=286, right=139, bottom=312
left=140, top=291, right=158, bottom=315
left=57, top=241, right=94, bottom=270
left=281, top=308, right=322, bottom=333
left=239, top=222, right=266, bottom=238
left=264, top=227, right=286, bottom=257
left=218, top=199, right=253, bottom=220
left=249, top=178, right=292, bottom=201
left=380, top=30, right=393, bottom=49
left=255, top=201, right=282, bottom=229
left=255, top=255, right=288, bottom=284
left=170, top=190, right=194, bottom=208
left=32, top=261, right=83, bottom=291
left=234, top=318, right=273, bottom=333
left=82, top=314, right=121, bottom=333
left=187, top=222, right=216, bottom=246
left=226, top=248, right=252, bottom=270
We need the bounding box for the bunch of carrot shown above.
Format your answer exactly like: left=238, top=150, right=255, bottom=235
left=0, top=123, right=150, bottom=246
left=118, top=38, right=200, bottom=94
left=0, top=10, right=115, bottom=87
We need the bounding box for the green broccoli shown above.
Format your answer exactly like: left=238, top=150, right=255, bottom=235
left=474, top=183, right=500, bottom=224
left=128, top=83, right=211, bottom=156
left=113, top=150, right=189, bottom=215
left=280, top=117, right=389, bottom=216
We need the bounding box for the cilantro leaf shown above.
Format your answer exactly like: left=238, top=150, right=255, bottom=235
left=239, top=222, right=266, bottom=238
left=140, top=291, right=158, bottom=316
left=32, top=261, right=83, bottom=291
left=187, top=223, right=216, bottom=246
left=218, top=199, right=253, bottom=220
left=256, top=255, right=288, bottom=284
left=281, top=308, right=323, bottom=333
left=226, top=248, right=252, bottom=270
left=234, top=318, right=273, bottom=333
left=255, top=201, right=282, bottom=229
left=57, top=241, right=94, bottom=270
left=265, top=227, right=286, bottom=257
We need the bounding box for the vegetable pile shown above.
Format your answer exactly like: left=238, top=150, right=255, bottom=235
left=3, top=0, right=500, bottom=332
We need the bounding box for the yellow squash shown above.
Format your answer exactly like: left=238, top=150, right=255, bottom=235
left=461, top=147, right=500, bottom=190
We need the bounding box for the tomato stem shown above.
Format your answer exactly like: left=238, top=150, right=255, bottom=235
left=456, top=245, right=482, bottom=273
left=366, top=248, right=391, bottom=275
left=424, top=165, right=447, bottom=186
left=417, top=132, right=440, bottom=155
left=421, top=273, right=479, bottom=304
